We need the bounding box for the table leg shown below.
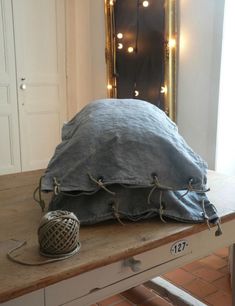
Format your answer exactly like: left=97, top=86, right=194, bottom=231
left=231, top=244, right=235, bottom=306
left=146, top=277, right=206, bottom=306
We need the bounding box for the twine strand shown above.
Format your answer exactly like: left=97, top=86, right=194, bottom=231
left=88, top=173, right=116, bottom=196
left=159, top=190, right=167, bottom=223
left=201, top=199, right=211, bottom=231
left=53, top=177, right=61, bottom=195
left=215, top=219, right=223, bottom=236
left=111, top=202, right=125, bottom=225
left=33, top=176, right=45, bottom=212
left=147, top=175, right=172, bottom=205
left=7, top=240, right=80, bottom=266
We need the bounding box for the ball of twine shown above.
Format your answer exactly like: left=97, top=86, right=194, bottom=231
left=38, top=210, right=80, bottom=258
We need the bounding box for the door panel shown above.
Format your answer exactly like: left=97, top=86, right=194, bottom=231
left=12, top=0, right=67, bottom=171
left=0, top=115, right=13, bottom=167
left=27, top=112, right=60, bottom=169
left=0, top=0, right=21, bottom=174
left=24, top=84, right=61, bottom=113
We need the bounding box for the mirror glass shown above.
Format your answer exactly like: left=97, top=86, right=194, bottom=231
left=105, top=0, right=178, bottom=121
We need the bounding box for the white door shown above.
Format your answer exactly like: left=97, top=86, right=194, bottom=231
left=12, top=0, right=67, bottom=171
left=0, top=0, right=21, bottom=174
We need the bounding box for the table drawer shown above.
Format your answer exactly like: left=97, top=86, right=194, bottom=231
left=45, top=238, right=191, bottom=306
left=1, top=290, right=44, bottom=306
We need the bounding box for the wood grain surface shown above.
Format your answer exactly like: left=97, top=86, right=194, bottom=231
left=0, top=170, right=235, bottom=303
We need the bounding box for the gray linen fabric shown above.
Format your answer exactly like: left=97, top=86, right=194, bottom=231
left=41, top=99, right=208, bottom=193
left=48, top=187, right=218, bottom=225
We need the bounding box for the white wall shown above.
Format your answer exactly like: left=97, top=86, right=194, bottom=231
left=216, top=0, right=235, bottom=175
left=74, top=0, right=93, bottom=110
left=177, top=0, right=224, bottom=169
left=66, top=0, right=107, bottom=119
left=90, top=0, right=107, bottom=101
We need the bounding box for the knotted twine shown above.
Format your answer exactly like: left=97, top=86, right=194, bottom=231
left=7, top=211, right=81, bottom=265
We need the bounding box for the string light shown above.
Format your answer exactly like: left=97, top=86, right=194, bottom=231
left=134, top=90, right=139, bottom=97
left=117, top=33, right=123, bottom=39
left=118, top=43, right=123, bottom=49
left=107, top=84, right=112, bottom=90
left=169, top=38, right=176, bottom=49
left=142, top=1, right=149, bottom=7
left=128, top=46, right=134, bottom=53
left=160, top=86, right=167, bottom=94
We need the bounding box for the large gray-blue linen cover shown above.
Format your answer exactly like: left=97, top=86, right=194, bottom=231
left=42, top=99, right=218, bottom=225
left=42, top=99, right=207, bottom=193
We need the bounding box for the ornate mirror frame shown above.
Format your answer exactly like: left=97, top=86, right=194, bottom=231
left=104, top=0, right=178, bottom=122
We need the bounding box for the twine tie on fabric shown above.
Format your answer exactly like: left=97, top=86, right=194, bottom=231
left=179, top=178, right=210, bottom=200
left=33, top=176, right=45, bottom=212
left=88, top=173, right=116, bottom=196
left=215, top=220, right=223, bottom=236
left=52, top=177, right=98, bottom=198
left=53, top=177, right=61, bottom=195
left=179, top=189, right=189, bottom=200
left=147, top=175, right=173, bottom=205
left=188, top=178, right=210, bottom=194
left=111, top=201, right=125, bottom=225
left=200, top=199, right=222, bottom=236
left=201, top=199, right=211, bottom=231
left=147, top=176, right=167, bottom=223
left=159, top=190, right=167, bottom=223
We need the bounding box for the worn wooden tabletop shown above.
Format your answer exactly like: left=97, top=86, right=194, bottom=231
left=0, top=170, right=235, bottom=303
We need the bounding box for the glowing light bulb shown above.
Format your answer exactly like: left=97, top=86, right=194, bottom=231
left=128, top=46, right=134, bottom=53
left=160, top=86, right=167, bottom=94
left=169, top=38, right=176, bottom=48
left=107, top=84, right=112, bottom=90
left=118, top=43, right=123, bottom=49
left=142, top=1, right=149, bottom=7
left=134, top=90, right=139, bottom=97
left=109, top=0, right=114, bottom=6
left=117, top=33, right=123, bottom=39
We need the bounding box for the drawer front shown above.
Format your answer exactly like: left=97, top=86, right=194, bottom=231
left=2, top=290, right=44, bottom=306
left=45, top=239, right=192, bottom=306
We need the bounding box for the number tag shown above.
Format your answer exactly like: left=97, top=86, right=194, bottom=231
left=170, top=240, right=189, bottom=256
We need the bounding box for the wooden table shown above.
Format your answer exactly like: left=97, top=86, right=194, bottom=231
left=0, top=170, right=235, bottom=306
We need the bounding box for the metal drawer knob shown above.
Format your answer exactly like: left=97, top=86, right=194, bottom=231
left=124, top=257, right=142, bottom=272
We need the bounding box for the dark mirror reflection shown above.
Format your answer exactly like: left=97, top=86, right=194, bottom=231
left=115, top=0, right=165, bottom=109
left=105, top=0, right=177, bottom=121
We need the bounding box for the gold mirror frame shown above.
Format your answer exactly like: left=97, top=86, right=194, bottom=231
left=104, top=0, right=178, bottom=122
